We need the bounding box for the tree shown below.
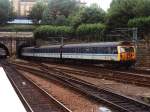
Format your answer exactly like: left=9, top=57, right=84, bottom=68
left=107, top=0, right=150, bottom=28
left=29, top=1, right=45, bottom=24
left=128, top=16, right=150, bottom=42
left=69, top=4, right=106, bottom=28
left=0, top=0, right=11, bottom=24
left=42, top=0, right=79, bottom=25
left=42, top=8, right=69, bottom=25
left=8, top=3, right=16, bottom=21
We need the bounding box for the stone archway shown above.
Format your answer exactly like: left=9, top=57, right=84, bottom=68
left=0, top=43, right=10, bottom=56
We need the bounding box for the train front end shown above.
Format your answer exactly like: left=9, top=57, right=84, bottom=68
left=118, top=42, right=136, bottom=67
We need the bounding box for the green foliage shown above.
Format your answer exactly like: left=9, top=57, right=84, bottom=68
left=8, top=3, right=16, bottom=21
left=42, top=0, right=78, bottom=25
left=34, top=25, right=74, bottom=39
left=0, top=25, right=37, bottom=32
left=42, top=8, right=69, bottom=25
left=128, top=16, right=150, bottom=28
left=76, top=23, right=106, bottom=40
left=128, top=16, right=150, bottom=36
left=107, top=0, right=150, bottom=28
left=69, top=4, right=106, bottom=27
left=0, top=0, right=11, bottom=24
left=29, top=1, right=45, bottom=24
left=47, top=0, right=78, bottom=17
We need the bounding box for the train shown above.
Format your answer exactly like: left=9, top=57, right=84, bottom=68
left=20, top=41, right=136, bottom=68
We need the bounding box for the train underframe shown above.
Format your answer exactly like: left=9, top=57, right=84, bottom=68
left=20, top=55, right=136, bottom=69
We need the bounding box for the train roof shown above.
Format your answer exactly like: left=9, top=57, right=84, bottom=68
left=63, top=41, right=133, bottom=48
left=23, top=41, right=134, bottom=49
left=23, top=45, right=61, bottom=49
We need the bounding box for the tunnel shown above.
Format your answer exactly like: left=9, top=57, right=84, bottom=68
left=0, top=43, right=10, bottom=58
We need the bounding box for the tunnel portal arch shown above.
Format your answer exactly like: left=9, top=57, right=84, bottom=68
left=0, top=43, right=10, bottom=57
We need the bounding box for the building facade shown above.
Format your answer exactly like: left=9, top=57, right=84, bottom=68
left=12, top=0, right=36, bottom=17
left=12, top=0, right=85, bottom=17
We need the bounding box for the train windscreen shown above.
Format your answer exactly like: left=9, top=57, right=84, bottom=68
left=120, top=47, right=134, bottom=53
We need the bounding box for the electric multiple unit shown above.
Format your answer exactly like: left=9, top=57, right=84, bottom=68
left=20, top=42, right=136, bottom=67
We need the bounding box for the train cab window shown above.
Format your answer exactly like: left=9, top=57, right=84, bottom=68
left=120, top=47, right=134, bottom=53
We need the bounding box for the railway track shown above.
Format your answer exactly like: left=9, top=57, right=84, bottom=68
left=14, top=60, right=150, bottom=87
left=11, top=61, right=150, bottom=112
left=12, top=60, right=150, bottom=75
left=2, top=62, right=72, bottom=112
left=43, top=64, right=150, bottom=87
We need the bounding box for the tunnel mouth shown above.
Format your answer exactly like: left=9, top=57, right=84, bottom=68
left=17, top=43, right=34, bottom=58
left=0, top=43, right=9, bottom=58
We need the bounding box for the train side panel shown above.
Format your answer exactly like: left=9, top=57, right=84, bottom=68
left=62, top=45, right=119, bottom=61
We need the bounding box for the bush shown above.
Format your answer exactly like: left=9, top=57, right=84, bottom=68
left=128, top=16, right=150, bottom=40
left=34, top=25, right=74, bottom=39
left=0, top=25, right=37, bottom=31
left=76, top=23, right=106, bottom=37
left=128, top=16, right=150, bottom=28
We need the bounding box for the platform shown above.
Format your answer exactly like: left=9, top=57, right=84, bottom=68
left=0, top=67, right=26, bottom=112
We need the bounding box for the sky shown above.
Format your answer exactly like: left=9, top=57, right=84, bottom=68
left=81, top=0, right=112, bottom=11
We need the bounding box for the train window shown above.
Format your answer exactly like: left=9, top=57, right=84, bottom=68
left=56, top=48, right=60, bottom=53
left=54, top=48, right=56, bottom=53
left=52, top=48, right=54, bottom=53
left=102, top=47, right=107, bottom=54
left=92, top=47, right=97, bottom=53
left=75, top=48, right=78, bottom=53
left=49, top=49, right=51, bottom=53
left=36, top=49, right=38, bottom=53
left=107, top=47, right=111, bottom=54
left=96, top=47, right=109, bottom=54
left=45, top=48, right=47, bottom=52
left=78, top=47, right=81, bottom=53
left=44, top=48, right=47, bottom=53
left=110, top=47, right=118, bottom=54
left=97, top=47, right=104, bottom=54
left=74, top=47, right=78, bottom=53
left=72, top=48, right=75, bottom=53
left=120, top=47, right=134, bottom=53
left=68, top=48, right=70, bottom=53
left=48, top=48, right=50, bottom=52
left=39, top=49, right=41, bottom=53
left=81, top=47, right=86, bottom=53
left=29, top=49, right=32, bottom=53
